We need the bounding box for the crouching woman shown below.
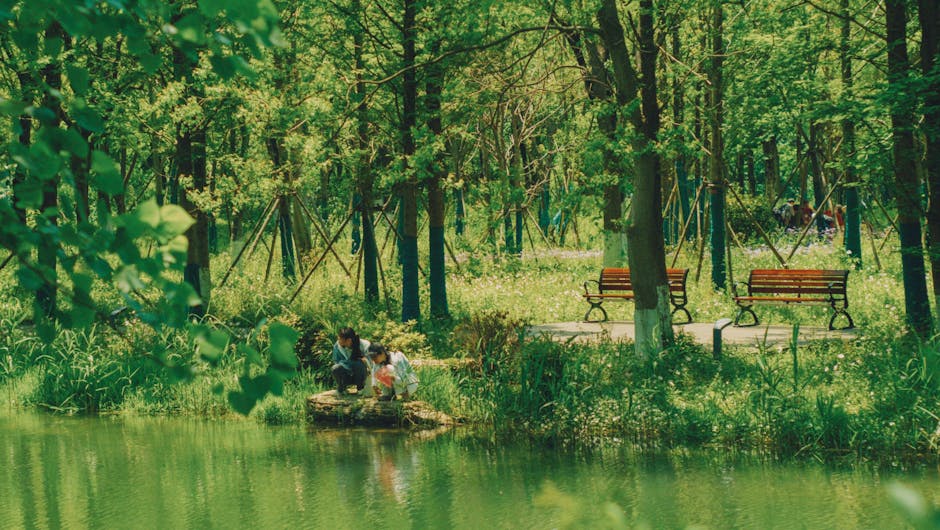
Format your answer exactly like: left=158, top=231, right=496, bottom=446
left=368, top=343, right=419, bottom=401
left=332, top=327, right=372, bottom=395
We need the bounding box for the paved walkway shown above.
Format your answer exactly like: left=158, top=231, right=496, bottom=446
left=526, top=320, right=861, bottom=348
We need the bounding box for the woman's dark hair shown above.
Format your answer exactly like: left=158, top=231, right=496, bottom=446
left=338, top=327, right=362, bottom=359
left=367, top=343, right=390, bottom=364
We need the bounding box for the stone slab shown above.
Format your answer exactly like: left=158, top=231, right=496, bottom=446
left=526, top=320, right=861, bottom=347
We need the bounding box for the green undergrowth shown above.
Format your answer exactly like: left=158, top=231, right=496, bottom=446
left=0, top=232, right=938, bottom=461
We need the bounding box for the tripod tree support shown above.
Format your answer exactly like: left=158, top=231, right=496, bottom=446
left=288, top=210, right=355, bottom=305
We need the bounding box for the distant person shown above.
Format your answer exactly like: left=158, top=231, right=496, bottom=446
left=780, top=199, right=797, bottom=229
left=800, top=199, right=814, bottom=227
left=368, top=343, right=419, bottom=401
left=774, top=200, right=795, bottom=229
left=332, top=327, right=373, bottom=396
left=835, top=204, right=845, bottom=229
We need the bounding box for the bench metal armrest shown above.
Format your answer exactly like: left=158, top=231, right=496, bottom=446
left=826, top=281, right=847, bottom=302
left=732, top=281, right=749, bottom=298
left=584, top=279, right=601, bottom=296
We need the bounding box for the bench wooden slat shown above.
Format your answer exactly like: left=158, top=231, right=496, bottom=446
left=733, top=268, right=853, bottom=330
left=583, top=267, right=691, bottom=323
left=749, top=286, right=844, bottom=293
left=736, top=296, right=829, bottom=303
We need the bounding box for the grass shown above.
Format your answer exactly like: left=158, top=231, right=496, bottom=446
left=0, top=218, right=938, bottom=461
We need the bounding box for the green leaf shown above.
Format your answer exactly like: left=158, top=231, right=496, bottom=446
left=66, top=65, right=90, bottom=96
left=91, top=151, right=124, bottom=195
left=211, top=382, right=224, bottom=395
left=238, top=343, right=263, bottom=366
left=27, top=141, right=61, bottom=181
left=163, top=281, right=202, bottom=309
left=159, top=204, right=195, bottom=237
left=13, top=178, right=42, bottom=209
left=228, top=55, right=255, bottom=77
left=16, top=265, right=44, bottom=291
left=69, top=273, right=95, bottom=328
left=114, top=265, right=145, bottom=293
left=68, top=304, right=95, bottom=328
left=199, top=0, right=228, bottom=17
left=242, top=374, right=272, bottom=398
left=0, top=97, right=26, bottom=116
left=72, top=103, right=105, bottom=133
left=118, top=200, right=159, bottom=240
left=141, top=54, right=163, bottom=74
left=266, top=371, right=284, bottom=396
left=268, top=322, right=298, bottom=370
left=36, top=318, right=56, bottom=343
left=0, top=1, right=13, bottom=20
left=227, top=390, right=256, bottom=415
left=169, top=364, right=195, bottom=382
left=173, top=12, right=208, bottom=45
left=44, top=37, right=63, bottom=58
left=27, top=106, right=57, bottom=125
left=195, top=327, right=229, bottom=364
left=61, top=128, right=89, bottom=158
left=209, top=55, right=235, bottom=79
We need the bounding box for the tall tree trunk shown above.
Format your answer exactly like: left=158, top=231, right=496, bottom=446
left=919, top=0, right=940, bottom=315
left=598, top=0, right=673, bottom=356
left=36, top=23, right=65, bottom=319
left=174, top=48, right=211, bottom=317
left=72, top=128, right=92, bottom=223
left=352, top=0, right=378, bottom=301
left=592, top=48, right=626, bottom=267
left=400, top=0, right=420, bottom=323
left=840, top=0, right=861, bottom=265
left=154, top=136, right=165, bottom=207
left=426, top=43, right=449, bottom=318
left=797, top=129, right=808, bottom=205
left=762, top=137, right=780, bottom=204
left=571, top=27, right=625, bottom=266
left=13, top=71, right=36, bottom=227
left=809, top=123, right=828, bottom=235
left=266, top=138, right=297, bottom=280
left=887, top=0, right=933, bottom=335
left=454, top=188, right=465, bottom=236
left=187, top=126, right=212, bottom=314
left=709, top=1, right=726, bottom=290
left=692, top=92, right=703, bottom=240
left=746, top=149, right=756, bottom=194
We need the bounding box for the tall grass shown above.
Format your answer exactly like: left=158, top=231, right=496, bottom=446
left=1, top=218, right=938, bottom=460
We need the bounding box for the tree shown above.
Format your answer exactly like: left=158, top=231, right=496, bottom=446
left=708, top=0, right=726, bottom=290
left=426, top=40, right=450, bottom=319
left=597, top=0, right=674, bottom=356
left=919, top=0, right=940, bottom=315
left=886, top=0, right=933, bottom=335
left=400, top=0, right=421, bottom=324
left=841, top=0, right=862, bottom=267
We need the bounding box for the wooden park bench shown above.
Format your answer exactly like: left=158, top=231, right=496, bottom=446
left=582, top=268, right=691, bottom=323
left=732, top=268, right=854, bottom=330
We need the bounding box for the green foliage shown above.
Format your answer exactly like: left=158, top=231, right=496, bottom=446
left=451, top=309, right=525, bottom=377
left=725, top=192, right=780, bottom=243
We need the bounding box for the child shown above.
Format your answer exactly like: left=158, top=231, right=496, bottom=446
left=368, top=343, right=419, bottom=401
left=332, top=327, right=373, bottom=396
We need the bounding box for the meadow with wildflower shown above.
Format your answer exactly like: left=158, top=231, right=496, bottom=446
left=1, top=221, right=938, bottom=462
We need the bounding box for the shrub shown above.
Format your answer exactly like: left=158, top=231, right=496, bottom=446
left=451, top=309, right=525, bottom=377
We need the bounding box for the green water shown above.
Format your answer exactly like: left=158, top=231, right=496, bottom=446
left=1, top=413, right=937, bottom=529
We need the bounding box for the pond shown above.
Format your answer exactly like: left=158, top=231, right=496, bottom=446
left=1, top=412, right=937, bottom=529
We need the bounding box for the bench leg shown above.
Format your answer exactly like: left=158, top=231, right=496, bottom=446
left=828, top=309, right=855, bottom=331
left=671, top=305, right=692, bottom=325
left=584, top=301, right=608, bottom=323
left=733, top=305, right=759, bottom=327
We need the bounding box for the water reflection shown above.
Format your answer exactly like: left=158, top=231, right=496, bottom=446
left=0, top=412, right=937, bottom=529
